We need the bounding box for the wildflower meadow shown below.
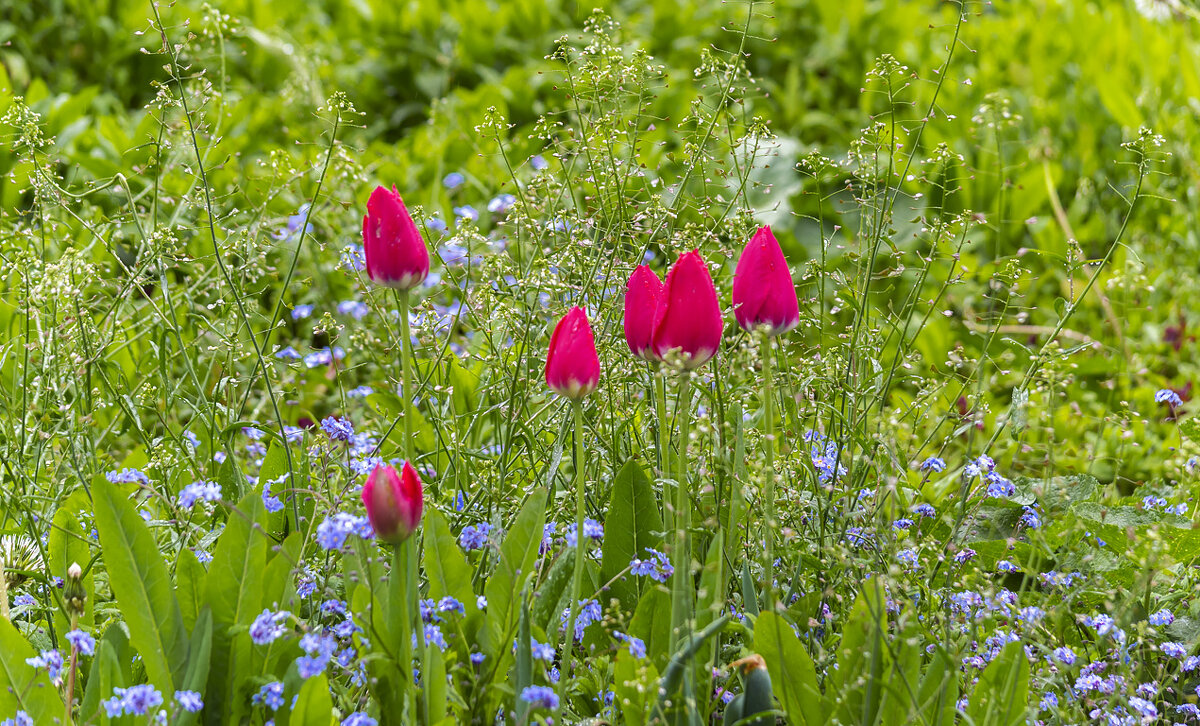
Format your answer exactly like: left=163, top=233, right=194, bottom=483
left=4, top=0, right=1200, bottom=724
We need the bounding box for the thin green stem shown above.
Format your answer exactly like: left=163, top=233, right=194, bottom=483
left=391, top=545, right=414, bottom=716
left=398, top=289, right=417, bottom=463
left=559, top=399, right=588, bottom=711
left=669, top=373, right=694, bottom=654
left=760, top=335, right=776, bottom=613
left=655, top=370, right=672, bottom=529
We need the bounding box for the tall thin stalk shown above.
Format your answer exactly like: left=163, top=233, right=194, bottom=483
left=759, top=335, right=777, bottom=613
left=668, top=373, right=694, bottom=653
left=559, top=399, right=588, bottom=707
left=395, top=287, right=427, bottom=722
left=655, top=371, right=672, bottom=529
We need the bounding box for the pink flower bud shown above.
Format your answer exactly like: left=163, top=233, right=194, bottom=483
left=732, top=226, right=799, bottom=335
left=361, top=462, right=424, bottom=545
left=623, top=265, right=665, bottom=360
left=362, top=185, right=430, bottom=290
left=545, top=307, right=600, bottom=399
left=651, top=250, right=723, bottom=369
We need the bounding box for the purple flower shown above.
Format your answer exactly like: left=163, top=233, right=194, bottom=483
left=175, top=691, right=204, bottom=713
left=25, top=649, right=63, bottom=682
left=918, top=456, right=946, bottom=472
left=178, top=480, right=222, bottom=509
left=65, top=630, right=95, bottom=656
left=249, top=609, right=290, bottom=645
left=252, top=682, right=285, bottom=710
left=459, top=524, right=491, bottom=551
left=1156, top=389, right=1184, bottom=407
left=321, top=416, right=354, bottom=442
left=630, top=548, right=673, bottom=583
left=519, top=686, right=559, bottom=710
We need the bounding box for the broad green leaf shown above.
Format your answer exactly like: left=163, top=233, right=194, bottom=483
left=291, top=674, right=333, bottom=726
left=177, top=547, right=207, bottom=633
left=694, top=531, right=725, bottom=669
left=80, top=636, right=123, bottom=725
left=176, top=607, right=213, bottom=726
left=48, top=488, right=94, bottom=637
left=629, top=587, right=672, bottom=670
left=262, top=533, right=302, bottom=611
left=599, top=459, right=663, bottom=607
left=878, top=628, right=921, bottom=726
left=483, top=490, right=546, bottom=658
left=613, top=649, right=659, bottom=726
left=532, top=548, right=574, bottom=634
left=967, top=641, right=1030, bottom=726
left=424, top=508, right=476, bottom=614
left=753, top=611, right=823, bottom=726
left=204, top=488, right=268, bottom=722
left=831, top=581, right=888, bottom=726
left=0, top=617, right=63, bottom=721
left=93, top=479, right=187, bottom=693
left=917, top=647, right=959, bottom=726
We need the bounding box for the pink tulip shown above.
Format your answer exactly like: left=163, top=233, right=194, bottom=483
left=361, top=462, right=424, bottom=545
left=732, top=226, right=799, bottom=335
left=624, top=266, right=665, bottom=360
left=362, top=185, right=430, bottom=290
left=651, top=251, right=723, bottom=369
left=545, top=307, right=601, bottom=399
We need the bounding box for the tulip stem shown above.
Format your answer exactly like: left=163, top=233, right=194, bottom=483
left=559, top=398, right=588, bottom=712
left=391, top=544, right=414, bottom=717
left=408, top=535, right=430, bottom=724
left=668, top=373, right=693, bottom=656
left=395, top=289, right=426, bottom=722
left=654, top=371, right=672, bottom=529
left=760, top=334, right=776, bottom=614
left=397, top=289, right=416, bottom=463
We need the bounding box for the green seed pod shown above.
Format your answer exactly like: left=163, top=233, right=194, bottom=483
left=63, top=561, right=86, bottom=618
left=723, top=693, right=745, bottom=726
left=732, top=654, right=774, bottom=726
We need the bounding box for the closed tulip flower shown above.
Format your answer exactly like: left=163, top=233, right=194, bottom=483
left=545, top=307, right=601, bottom=399
left=732, top=226, right=799, bottom=335
left=361, top=462, right=424, bottom=545
left=651, top=251, right=723, bottom=369
left=624, top=265, right=665, bottom=360
left=362, top=185, right=430, bottom=290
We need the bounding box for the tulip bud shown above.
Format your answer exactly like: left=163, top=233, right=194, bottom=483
left=651, top=250, right=724, bottom=369
left=63, top=561, right=86, bottom=617
left=545, top=307, right=601, bottom=399
left=732, top=226, right=799, bottom=335
left=624, top=266, right=665, bottom=360
left=361, top=462, right=424, bottom=545
left=362, top=185, right=430, bottom=290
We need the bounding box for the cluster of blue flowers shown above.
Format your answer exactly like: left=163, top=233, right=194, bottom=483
left=560, top=598, right=603, bottom=642
left=102, top=685, right=166, bottom=718
left=629, top=548, right=673, bottom=582
left=316, top=512, right=374, bottom=550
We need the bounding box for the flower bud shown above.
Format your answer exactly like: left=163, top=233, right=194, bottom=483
left=362, top=185, right=430, bottom=290
left=651, top=250, right=724, bottom=369
left=732, top=226, right=799, bottom=335
left=361, top=463, right=424, bottom=545
left=623, top=266, right=665, bottom=360
left=63, top=561, right=86, bottom=617
left=545, top=307, right=601, bottom=399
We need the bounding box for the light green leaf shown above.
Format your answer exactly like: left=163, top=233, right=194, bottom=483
left=93, top=479, right=187, bottom=693
left=967, top=641, right=1030, bottom=726
left=753, top=611, right=823, bottom=726
left=204, top=488, right=268, bottom=721
left=291, top=674, right=333, bottom=726
left=599, top=459, right=663, bottom=607
left=483, top=490, right=546, bottom=658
